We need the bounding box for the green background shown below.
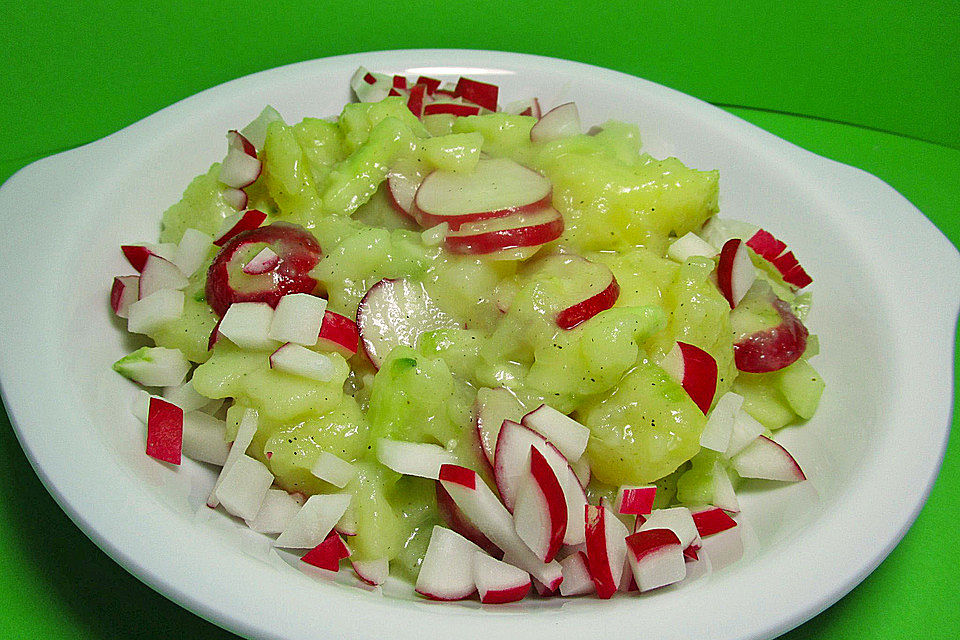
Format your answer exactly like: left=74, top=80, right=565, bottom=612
left=1, top=1, right=957, bottom=638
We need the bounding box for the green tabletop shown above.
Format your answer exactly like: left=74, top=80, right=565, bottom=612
left=1, top=1, right=957, bottom=638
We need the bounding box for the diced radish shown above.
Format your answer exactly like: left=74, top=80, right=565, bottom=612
left=556, top=274, right=619, bottom=330
left=357, top=278, right=458, bottom=368
left=275, top=493, right=353, bottom=549
left=438, top=464, right=563, bottom=590
left=392, top=75, right=407, bottom=90
left=712, top=461, right=741, bottom=513
left=683, top=544, right=700, bottom=562
left=221, top=187, right=248, bottom=211
left=145, top=397, right=183, bottom=465
left=406, top=82, right=427, bottom=117
left=181, top=411, right=230, bottom=466
left=700, top=391, right=744, bottom=452
left=245, top=489, right=304, bottom=534
left=415, top=76, right=441, bottom=94
left=530, top=102, right=580, bottom=144
left=268, top=293, right=327, bottom=346
left=350, top=67, right=392, bottom=103
left=352, top=558, right=389, bottom=586
left=454, top=77, right=498, bottom=111
left=475, top=387, right=527, bottom=465
left=584, top=503, right=629, bottom=598
left=659, top=342, right=718, bottom=414
left=386, top=162, right=423, bottom=218
left=220, top=130, right=262, bottom=189
left=215, top=454, right=273, bottom=520
left=730, top=435, right=806, bottom=481
left=512, top=447, right=567, bottom=563
left=113, top=345, right=190, bottom=387
left=376, top=439, right=458, bottom=479
left=139, top=255, right=189, bottom=299
left=443, top=206, right=564, bottom=255
left=121, top=244, right=176, bottom=272
left=111, top=275, right=140, bottom=318
left=636, top=507, right=700, bottom=549
left=301, top=530, right=351, bottom=571
left=615, top=485, right=657, bottom=516
left=161, top=379, right=209, bottom=412
left=745, top=229, right=788, bottom=260
left=415, top=526, right=482, bottom=601
left=667, top=232, right=717, bottom=262
left=625, top=528, right=686, bottom=592
left=520, top=404, right=590, bottom=462
left=494, top=421, right=587, bottom=545
left=310, top=451, right=357, bottom=488
left=242, top=246, right=279, bottom=275
left=724, top=409, right=765, bottom=457
left=173, top=228, right=213, bottom=277
left=474, top=552, right=531, bottom=604
left=207, top=408, right=259, bottom=509
left=315, top=311, right=359, bottom=358
left=212, top=209, right=267, bottom=247
left=717, top=238, right=757, bottom=308
left=570, top=454, right=591, bottom=488
left=240, top=105, right=284, bottom=150
left=218, top=302, right=278, bottom=351
left=422, top=101, right=481, bottom=117
left=130, top=390, right=156, bottom=424
left=436, top=483, right=501, bottom=557
left=502, top=98, right=541, bottom=119
left=558, top=551, right=594, bottom=596
left=269, top=343, right=338, bottom=381
left=691, top=506, right=738, bottom=537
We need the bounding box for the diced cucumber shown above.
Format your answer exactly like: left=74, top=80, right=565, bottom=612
left=421, top=132, right=483, bottom=173
left=773, top=359, right=825, bottom=420
left=159, top=165, right=239, bottom=244
left=731, top=372, right=798, bottom=430
left=261, top=120, right=323, bottom=219
left=451, top=113, right=536, bottom=164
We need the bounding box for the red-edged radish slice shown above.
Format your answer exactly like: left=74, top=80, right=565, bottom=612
left=438, top=464, right=563, bottom=590
left=712, top=461, right=741, bottom=513
left=268, top=293, right=327, bottom=345
left=625, top=528, right=686, bottom=592
left=121, top=243, right=176, bottom=272
left=556, top=274, right=619, bottom=330
left=730, top=435, right=806, bottom=481
left=667, top=232, right=717, bottom=262
left=357, top=278, right=458, bottom=368
left=145, top=397, right=183, bottom=465
left=615, top=485, right=657, bottom=516
left=683, top=544, right=700, bottom=562
left=207, top=408, right=258, bottom=508
left=422, top=101, right=480, bottom=117
left=386, top=161, right=424, bottom=218
left=207, top=315, right=223, bottom=351
left=414, top=158, right=552, bottom=230
left=111, top=275, right=140, bottom=318
left=350, top=67, right=392, bottom=103
left=659, top=341, right=718, bottom=414
left=475, top=387, right=527, bottom=465
left=315, top=311, right=359, bottom=358
left=113, top=345, right=190, bottom=387
left=520, top=404, right=589, bottom=462
left=415, top=76, right=441, bottom=94
left=745, top=229, right=787, bottom=261
left=584, top=503, right=629, bottom=598
left=717, top=238, right=757, bottom=308
left=181, top=411, right=230, bottom=466
left=352, top=558, right=389, bottom=586
left=436, top=483, right=501, bottom=557
left=530, top=102, right=581, bottom=143
left=275, top=493, right=353, bottom=549
left=558, top=550, right=594, bottom=596
left=240, top=105, right=284, bottom=150
left=724, top=409, right=765, bottom=457
left=700, top=391, right=744, bottom=452
left=218, top=302, right=278, bottom=351
left=415, top=526, right=482, bottom=601
left=310, top=451, right=357, bottom=488
left=245, top=489, right=304, bottom=534
left=474, top=552, right=531, bottom=604
left=636, top=507, right=700, bottom=549
left=444, top=206, right=564, bottom=255
left=512, top=447, right=568, bottom=563
left=173, top=228, right=214, bottom=277
left=269, top=343, right=338, bottom=381
left=221, top=187, right=248, bottom=211
left=139, top=255, right=189, bottom=299
left=220, top=130, right=261, bottom=189
left=493, top=421, right=588, bottom=545
left=454, top=77, right=498, bottom=111
left=242, top=246, right=279, bottom=275
left=212, top=209, right=267, bottom=247
left=691, top=506, right=738, bottom=537
left=215, top=454, right=274, bottom=520
left=301, top=530, right=351, bottom=571
left=406, top=82, right=427, bottom=117
left=376, top=439, right=458, bottom=479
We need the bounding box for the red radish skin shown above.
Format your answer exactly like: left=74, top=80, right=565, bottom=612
left=734, top=298, right=809, bottom=373
left=121, top=245, right=156, bottom=272
left=392, top=75, right=407, bottom=90
left=352, top=558, right=389, bottom=586
left=678, top=342, right=718, bottom=414
left=514, top=447, right=568, bottom=563
left=444, top=207, right=564, bottom=255
left=228, top=130, right=257, bottom=158
left=625, top=528, right=685, bottom=592
left=717, top=238, right=756, bottom=308
left=731, top=435, right=807, bottom=481
left=438, top=463, right=477, bottom=489
left=301, top=531, right=351, bottom=571
left=315, top=311, right=359, bottom=357
left=745, top=229, right=813, bottom=288
left=146, top=397, right=183, bottom=465
left=584, top=504, right=626, bottom=599
left=683, top=545, right=700, bottom=562
left=207, top=315, right=223, bottom=351
left=746, top=229, right=787, bottom=260
left=616, top=486, right=657, bottom=516
left=692, top=507, right=738, bottom=537
left=111, top=275, right=139, bottom=318
left=407, top=83, right=427, bottom=118
left=213, top=209, right=268, bottom=247
left=454, top=77, right=499, bottom=111
left=480, top=582, right=530, bottom=604
left=423, top=102, right=480, bottom=117
left=436, top=484, right=502, bottom=557
left=556, top=275, right=620, bottom=330
left=415, top=76, right=441, bottom=94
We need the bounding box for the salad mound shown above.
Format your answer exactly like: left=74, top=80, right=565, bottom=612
left=110, top=68, right=824, bottom=600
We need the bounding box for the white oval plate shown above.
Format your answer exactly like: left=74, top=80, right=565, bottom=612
left=0, top=50, right=956, bottom=640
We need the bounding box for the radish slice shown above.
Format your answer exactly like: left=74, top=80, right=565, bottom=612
left=220, top=130, right=262, bottom=189
left=436, top=483, right=501, bottom=557
left=386, top=161, right=424, bottom=218
left=475, top=387, right=527, bottom=465
left=173, top=228, right=214, bottom=277
left=415, top=76, right=441, bottom=94
left=352, top=558, right=389, bottom=586
left=139, top=255, right=189, bottom=299
left=474, top=552, right=531, bottom=604
left=730, top=435, right=806, bottom=482
left=315, top=311, right=359, bottom=358
left=406, top=82, right=427, bottom=117
left=615, top=485, right=657, bottom=516
left=376, top=439, right=458, bottom=479
left=625, top=528, right=686, bottom=592
left=275, top=493, right=353, bottom=549
left=310, top=451, right=357, bottom=488
left=636, top=507, right=700, bottom=549
left=301, top=530, right=351, bottom=571
left=350, top=67, right=392, bottom=103
left=724, top=409, right=765, bottom=457
left=113, top=345, right=190, bottom=387
left=700, top=391, right=744, bottom=452
left=268, top=293, right=327, bottom=346
left=746, top=229, right=813, bottom=288
left=242, top=247, right=279, bottom=275
left=221, top=187, right=248, bottom=211
left=558, top=551, right=594, bottom=596
left=245, top=489, right=304, bottom=534
left=356, top=278, right=458, bottom=368
left=269, top=343, right=338, bottom=381
left=415, top=526, right=482, bottom=601
left=502, top=98, right=541, bottom=118
left=512, top=447, right=568, bottom=563
left=711, top=462, right=741, bottom=513
left=520, top=404, right=590, bottom=462
left=717, top=238, right=757, bottom=308
left=121, top=244, right=176, bottom=272
left=422, top=101, right=480, bottom=117
left=181, top=411, right=230, bottom=466
left=443, top=206, right=564, bottom=255
left=161, top=379, right=210, bottom=412
left=454, top=77, right=498, bottom=111
left=691, top=506, right=738, bottom=537
left=215, top=454, right=274, bottom=520
left=212, top=209, right=267, bottom=246
left=667, top=232, right=717, bottom=262
left=240, top=105, right=284, bottom=150
left=530, top=102, right=581, bottom=143
left=584, top=503, right=629, bottom=598
left=146, top=397, right=183, bottom=465
left=207, top=408, right=259, bottom=509
left=111, top=275, right=139, bottom=318
left=218, top=302, right=278, bottom=351
left=659, top=342, right=718, bottom=414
